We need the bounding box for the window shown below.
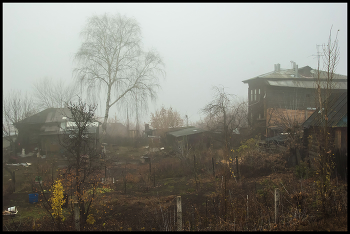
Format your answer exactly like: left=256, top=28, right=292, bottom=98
left=258, top=89, right=260, bottom=101
left=250, top=89, right=253, bottom=102
left=254, top=89, right=257, bottom=101
left=258, top=113, right=261, bottom=119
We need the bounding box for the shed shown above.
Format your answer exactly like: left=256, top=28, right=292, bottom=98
left=166, top=127, right=209, bottom=153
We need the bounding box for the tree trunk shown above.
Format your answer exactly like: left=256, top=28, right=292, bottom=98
left=102, top=85, right=112, bottom=142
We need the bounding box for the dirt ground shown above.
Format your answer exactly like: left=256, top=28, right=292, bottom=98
left=2, top=145, right=348, bottom=231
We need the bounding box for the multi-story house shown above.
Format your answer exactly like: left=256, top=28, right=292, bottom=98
left=242, top=62, right=347, bottom=138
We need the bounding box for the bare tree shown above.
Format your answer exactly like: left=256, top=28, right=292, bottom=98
left=312, top=26, right=341, bottom=218
left=202, top=86, right=248, bottom=150
left=150, top=106, right=184, bottom=130
left=74, top=13, right=165, bottom=140
left=201, top=86, right=248, bottom=221
left=3, top=90, right=37, bottom=193
left=32, top=77, right=78, bottom=110
left=202, top=85, right=248, bottom=187
left=58, top=98, right=102, bottom=229
left=3, top=90, right=37, bottom=153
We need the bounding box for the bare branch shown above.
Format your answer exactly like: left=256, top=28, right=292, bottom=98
left=74, top=13, right=165, bottom=137
left=32, top=77, right=78, bottom=110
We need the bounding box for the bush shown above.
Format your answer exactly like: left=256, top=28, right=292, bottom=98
left=294, top=160, right=312, bottom=179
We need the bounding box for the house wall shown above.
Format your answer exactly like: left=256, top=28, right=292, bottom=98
left=266, top=108, right=315, bottom=137
left=40, top=135, right=61, bottom=153
left=304, top=126, right=347, bottom=179
left=167, top=133, right=209, bottom=153
left=15, top=124, right=41, bottom=152
left=334, top=127, right=348, bottom=151
left=266, top=86, right=316, bottom=110
left=247, top=81, right=344, bottom=137
left=3, top=136, right=17, bottom=149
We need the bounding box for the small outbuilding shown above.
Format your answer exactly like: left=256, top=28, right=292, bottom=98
left=166, top=127, right=209, bottom=153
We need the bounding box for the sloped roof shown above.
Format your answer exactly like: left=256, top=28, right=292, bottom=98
left=167, top=127, right=207, bottom=138
left=242, top=65, right=347, bottom=88
left=15, top=108, right=72, bottom=125
left=302, top=92, right=347, bottom=128
left=266, top=80, right=347, bottom=89
left=99, top=122, right=128, bottom=137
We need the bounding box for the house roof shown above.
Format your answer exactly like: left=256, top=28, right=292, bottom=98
left=14, top=108, right=72, bottom=125
left=98, top=122, right=128, bottom=136
left=242, top=65, right=347, bottom=89
left=302, top=92, right=347, bottom=128
left=266, top=80, right=347, bottom=89
left=167, top=127, right=207, bottom=138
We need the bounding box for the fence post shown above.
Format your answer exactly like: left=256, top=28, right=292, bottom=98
left=149, top=160, right=151, bottom=181
left=13, top=171, right=16, bottom=193
left=177, top=196, right=182, bottom=231
left=212, top=157, right=215, bottom=177
left=153, top=166, right=156, bottom=187
left=246, top=195, right=249, bottom=220
left=74, top=202, right=80, bottom=231
left=275, top=188, right=279, bottom=224
left=205, top=200, right=208, bottom=227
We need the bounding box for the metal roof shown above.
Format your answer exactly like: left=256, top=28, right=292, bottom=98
left=267, top=80, right=347, bottom=89
left=242, top=66, right=347, bottom=84
left=167, top=127, right=206, bottom=138
left=302, top=92, right=347, bottom=128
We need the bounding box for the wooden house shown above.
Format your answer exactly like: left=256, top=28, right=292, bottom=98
left=302, top=92, right=347, bottom=178
left=14, top=108, right=100, bottom=154
left=242, top=62, right=347, bottom=138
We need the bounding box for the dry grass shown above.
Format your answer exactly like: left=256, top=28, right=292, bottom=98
left=3, top=146, right=347, bottom=231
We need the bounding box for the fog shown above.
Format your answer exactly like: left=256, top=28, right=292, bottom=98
left=3, top=3, right=347, bottom=125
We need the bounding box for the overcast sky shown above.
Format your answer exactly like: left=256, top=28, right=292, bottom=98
left=3, top=3, right=348, bottom=126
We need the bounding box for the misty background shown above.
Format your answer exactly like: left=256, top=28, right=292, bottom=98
left=3, top=3, right=347, bottom=126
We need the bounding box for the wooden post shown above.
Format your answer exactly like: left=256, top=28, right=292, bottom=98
left=224, top=175, right=227, bottom=222
left=124, top=161, right=127, bottom=193
left=212, top=157, right=215, bottom=177
left=70, top=178, right=73, bottom=209
left=74, top=202, right=80, bottom=231
left=205, top=200, right=208, bottom=227
left=149, top=160, right=151, bottom=181
left=246, top=195, right=249, bottom=220
left=177, top=196, right=182, bottom=231
left=13, top=171, right=15, bottom=193
left=105, top=166, right=107, bottom=178
left=275, top=188, right=279, bottom=224
left=194, top=155, right=197, bottom=190
left=153, top=171, right=156, bottom=188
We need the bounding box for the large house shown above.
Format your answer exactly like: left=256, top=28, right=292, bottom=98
left=242, top=62, right=347, bottom=138
left=14, top=108, right=100, bottom=154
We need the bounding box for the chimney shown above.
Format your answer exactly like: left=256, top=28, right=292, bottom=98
left=294, top=64, right=298, bottom=78
left=274, top=63, right=280, bottom=72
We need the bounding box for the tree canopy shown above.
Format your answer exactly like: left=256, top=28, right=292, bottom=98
left=74, top=13, right=165, bottom=136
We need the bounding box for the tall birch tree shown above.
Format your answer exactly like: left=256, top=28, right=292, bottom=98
left=74, top=13, right=165, bottom=138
